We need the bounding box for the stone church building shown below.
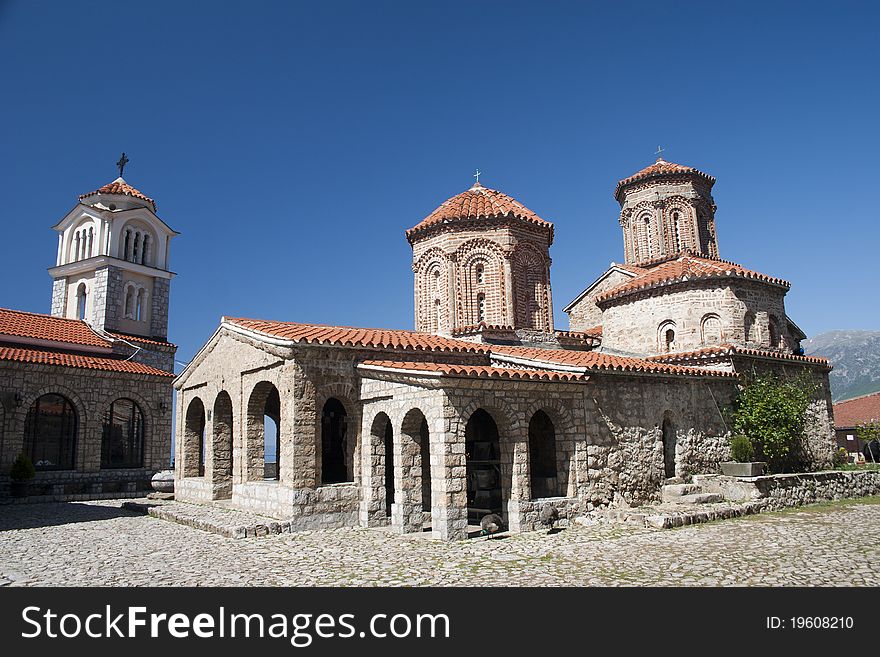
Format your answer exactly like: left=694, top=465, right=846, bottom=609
left=174, top=158, right=835, bottom=540
left=0, top=177, right=177, bottom=500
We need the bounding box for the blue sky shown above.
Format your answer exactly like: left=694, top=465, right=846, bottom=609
left=1, top=0, right=878, bottom=370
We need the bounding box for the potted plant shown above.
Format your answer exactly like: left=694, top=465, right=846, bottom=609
left=720, top=435, right=766, bottom=477
left=9, top=453, right=36, bottom=497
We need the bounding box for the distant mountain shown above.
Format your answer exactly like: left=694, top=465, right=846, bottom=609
left=804, top=330, right=880, bottom=402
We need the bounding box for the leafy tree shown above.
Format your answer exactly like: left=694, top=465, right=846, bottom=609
left=729, top=371, right=818, bottom=473
left=857, top=420, right=880, bottom=463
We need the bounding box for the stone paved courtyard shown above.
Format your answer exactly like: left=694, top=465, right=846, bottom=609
left=1, top=497, right=878, bottom=587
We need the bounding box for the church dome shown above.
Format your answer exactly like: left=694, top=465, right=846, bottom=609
left=614, top=158, right=715, bottom=202
left=79, top=177, right=156, bottom=212
left=406, top=181, right=553, bottom=243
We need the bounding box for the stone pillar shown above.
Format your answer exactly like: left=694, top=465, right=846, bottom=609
left=359, top=411, right=388, bottom=527
left=391, top=421, right=424, bottom=534
left=506, top=437, right=531, bottom=533
left=431, top=411, right=468, bottom=541
left=50, top=278, right=67, bottom=317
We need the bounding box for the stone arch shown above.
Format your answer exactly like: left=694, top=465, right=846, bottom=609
left=212, top=391, right=234, bottom=498
left=528, top=410, right=558, bottom=498
left=316, top=384, right=358, bottom=484
left=658, top=320, right=677, bottom=353
left=183, top=397, right=206, bottom=478
left=23, top=393, right=79, bottom=471
left=661, top=411, right=677, bottom=479
left=512, top=244, right=550, bottom=330
left=17, top=384, right=88, bottom=450
left=245, top=381, right=280, bottom=482
left=455, top=239, right=506, bottom=327
left=101, top=397, right=145, bottom=469
left=701, top=313, right=723, bottom=345
left=396, top=408, right=430, bottom=533
left=744, top=311, right=759, bottom=344
left=464, top=408, right=504, bottom=525
left=369, top=412, right=393, bottom=517
left=523, top=399, right=577, bottom=497
left=414, top=247, right=450, bottom=333
left=768, top=315, right=782, bottom=349
left=321, top=397, right=351, bottom=485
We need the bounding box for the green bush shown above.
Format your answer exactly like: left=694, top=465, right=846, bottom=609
left=729, top=371, right=818, bottom=474
left=9, top=453, right=36, bottom=482
left=832, top=447, right=850, bottom=468
left=729, top=435, right=755, bottom=462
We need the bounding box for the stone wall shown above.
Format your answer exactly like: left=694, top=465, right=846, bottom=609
left=231, top=481, right=360, bottom=530
left=50, top=278, right=67, bottom=316
left=599, top=279, right=793, bottom=356
left=565, top=268, right=633, bottom=333
left=150, top=277, right=171, bottom=340
left=0, top=358, right=172, bottom=498
left=694, top=470, right=880, bottom=509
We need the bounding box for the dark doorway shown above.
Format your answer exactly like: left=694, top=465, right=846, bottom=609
left=321, top=398, right=349, bottom=484
left=465, top=409, right=503, bottom=523
left=384, top=419, right=394, bottom=516
left=529, top=410, right=558, bottom=498
left=662, top=414, right=677, bottom=479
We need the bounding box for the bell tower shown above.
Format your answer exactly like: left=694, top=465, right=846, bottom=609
left=48, top=161, right=178, bottom=341
left=615, top=157, right=719, bottom=264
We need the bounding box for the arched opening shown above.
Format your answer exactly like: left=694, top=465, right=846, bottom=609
left=398, top=408, right=431, bottom=532
left=768, top=316, right=782, bottom=349
left=124, top=287, right=134, bottom=319
left=672, top=211, right=683, bottom=251
left=662, top=412, right=677, bottom=479
left=135, top=289, right=145, bottom=322
left=183, top=397, right=206, bottom=477
left=744, top=311, right=758, bottom=343
left=701, top=313, right=722, bottom=344
left=369, top=412, right=393, bottom=518
left=465, top=409, right=502, bottom=524
left=477, top=293, right=486, bottom=323
left=76, top=283, right=87, bottom=321
left=122, top=230, right=131, bottom=260
left=101, top=398, right=145, bottom=468
left=24, top=393, right=77, bottom=471
left=321, top=397, right=349, bottom=484
left=246, top=382, right=280, bottom=481
left=529, top=410, right=558, bottom=498
left=212, top=391, right=234, bottom=498
left=141, top=235, right=149, bottom=265
left=659, top=320, right=676, bottom=353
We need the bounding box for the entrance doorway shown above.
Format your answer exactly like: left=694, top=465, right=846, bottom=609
left=465, top=409, right=503, bottom=523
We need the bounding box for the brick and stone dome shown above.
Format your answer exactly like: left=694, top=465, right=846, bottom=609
left=406, top=181, right=553, bottom=244
left=614, top=158, right=715, bottom=203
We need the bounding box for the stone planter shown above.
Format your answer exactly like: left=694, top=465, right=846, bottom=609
left=720, top=461, right=765, bottom=477
left=151, top=470, right=175, bottom=493
left=10, top=480, right=31, bottom=497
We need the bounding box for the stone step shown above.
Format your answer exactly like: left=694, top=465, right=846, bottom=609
left=663, top=477, right=686, bottom=486
left=661, top=484, right=702, bottom=501
left=678, top=492, right=725, bottom=505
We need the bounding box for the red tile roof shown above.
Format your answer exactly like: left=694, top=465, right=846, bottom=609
left=595, top=252, right=790, bottom=303
left=615, top=158, right=715, bottom=200
left=557, top=326, right=602, bottom=339
left=490, top=344, right=734, bottom=378
left=647, top=344, right=831, bottom=367
left=0, top=308, right=112, bottom=349
left=833, top=391, right=880, bottom=429
left=0, top=346, right=173, bottom=377
left=224, top=317, right=489, bottom=353
left=106, top=331, right=176, bottom=348
left=406, top=182, right=553, bottom=242
left=359, top=360, right=589, bottom=382
left=79, top=177, right=156, bottom=211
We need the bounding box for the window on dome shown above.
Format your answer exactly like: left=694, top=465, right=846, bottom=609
left=477, top=293, right=486, bottom=323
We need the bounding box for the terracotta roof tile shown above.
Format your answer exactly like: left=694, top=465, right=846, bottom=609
left=615, top=158, right=715, bottom=200
left=359, top=360, right=589, bottom=382
left=833, top=392, right=880, bottom=429
left=406, top=182, right=553, bottom=242
left=646, top=344, right=831, bottom=367
left=79, top=177, right=156, bottom=211
left=595, top=252, right=790, bottom=303
left=0, top=308, right=112, bottom=348
left=224, top=317, right=489, bottom=354
left=490, top=344, right=733, bottom=378
left=557, top=326, right=602, bottom=339
left=0, top=346, right=173, bottom=377
left=106, top=331, right=176, bottom=348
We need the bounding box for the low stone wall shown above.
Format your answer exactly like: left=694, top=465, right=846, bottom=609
left=231, top=481, right=360, bottom=530
left=693, top=470, right=880, bottom=509
left=175, top=477, right=215, bottom=503
left=508, top=497, right=582, bottom=532
left=0, top=469, right=155, bottom=504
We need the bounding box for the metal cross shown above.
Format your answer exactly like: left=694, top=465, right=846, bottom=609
left=116, top=152, right=130, bottom=177
left=473, top=169, right=481, bottom=185
left=655, top=145, right=665, bottom=160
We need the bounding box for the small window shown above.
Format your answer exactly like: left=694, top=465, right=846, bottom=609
left=76, top=283, right=87, bottom=321
left=477, top=293, right=486, bottom=323
left=476, top=265, right=484, bottom=285
left=665, top=328, right=675, bottom=352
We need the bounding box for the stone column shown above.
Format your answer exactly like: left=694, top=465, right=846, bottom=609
left=506, top=436, right=531, bottom=533
left=391, top=423, right=424, bottom=534
left=430, top=409, right=468, bottom=541
left=359, top=410, right=388, bottom=528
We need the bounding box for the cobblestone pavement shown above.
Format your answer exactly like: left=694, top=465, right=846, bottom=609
left=1, top=498, right=878, bottom=586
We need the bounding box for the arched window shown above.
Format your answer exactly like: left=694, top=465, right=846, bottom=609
left=529, top=410, right=558, bottom=498
left=672, top=211, right=683, bottom=251
left=122, top=230, right=131, bottom=261
left=476, top=264, right=484, bottom=285
left=87, top=227, right=94, bottom=258
left=132, top=233, right=141, bottom=263
left=76, top=283, right=87, bottom=321
left=465, top=409, right=502, bottom=523
left=183, top=398, right=206, bottom=477
left=141, top=235, right=149, bottom=265
left=701, top=314, right=723, bottom=344
left=744, top=311, right=758, bottom=343
left=434, top=299, right=441, bottom=332
left=768, top=315, right=782, bottom=349
left=659, top=320, right=676, bottom=353
left=321, top=398, right=349, bottom=484
left=642, top=215, right=654, bottom=259
left=73, top=232, right=81, bottom=261
left=477, top=293, right=486, bottom=323
left=135, top=289, right=145, bottom=322
left=24, top=393, right=77, bottom=470
left=124, top=287, right=134, bottom=319
left=101, top=398, right=145, bottom=468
